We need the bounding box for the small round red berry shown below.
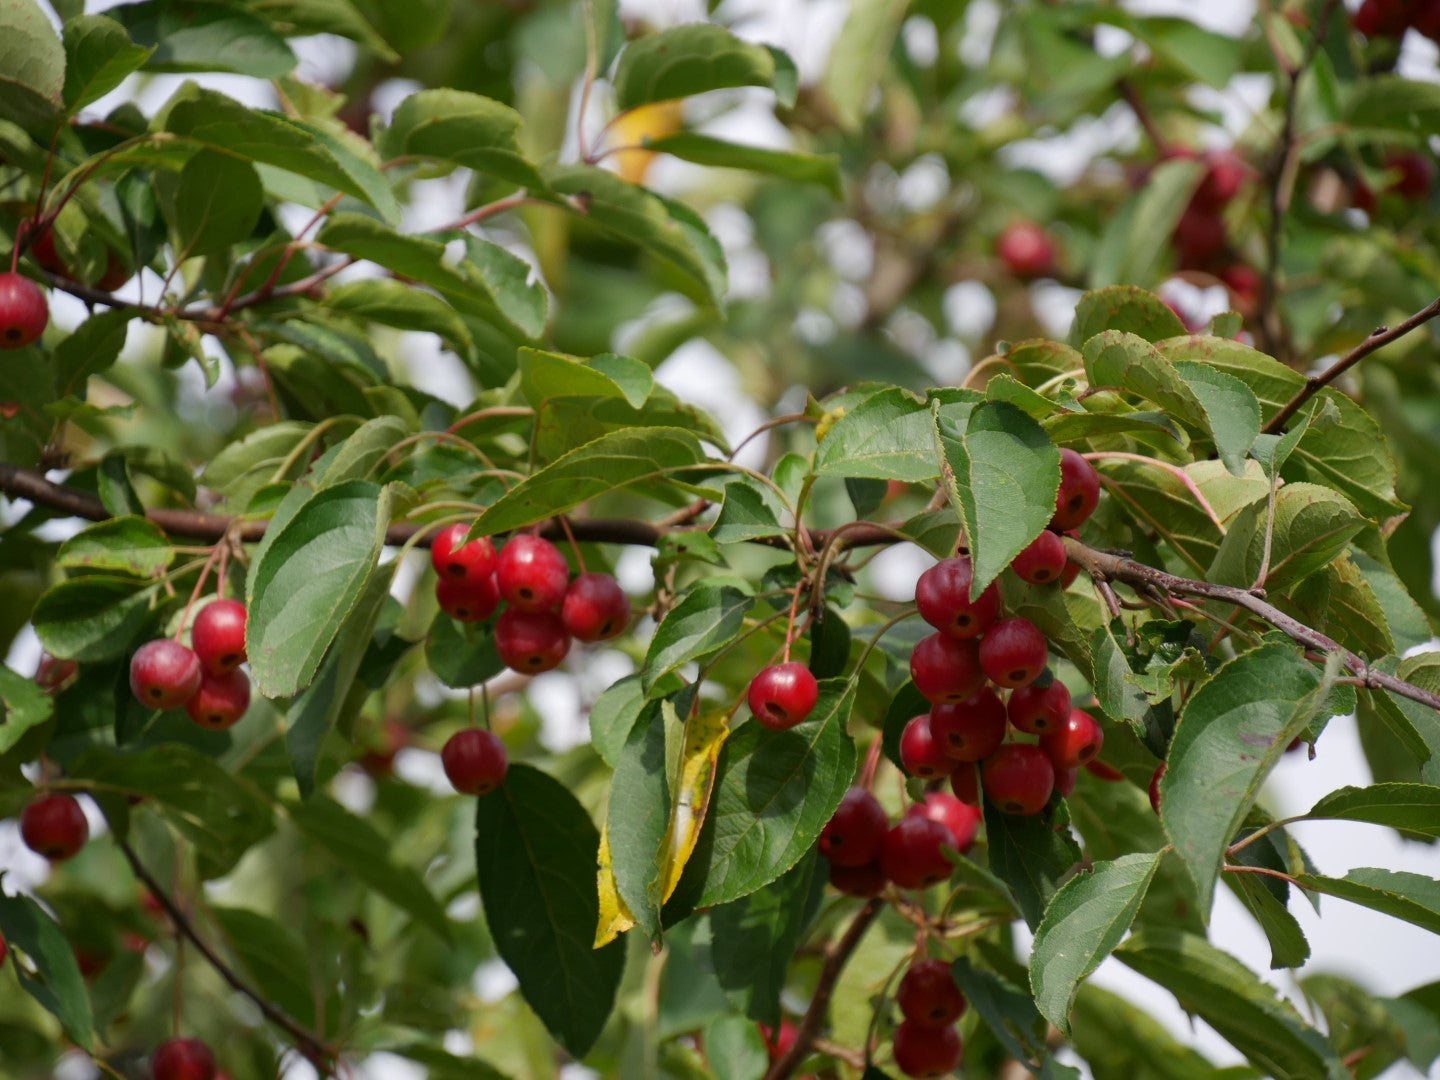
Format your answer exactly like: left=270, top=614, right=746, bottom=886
left=819, top=787, right=889, bottom=867
left=1149, top=762, right=1166, bottom=815
left=151, top=1037, right=216, bottom=1080
left=1050, top=448, right=1101, bottom=531
left=892, top=1018, right=962, bottom=1078
left=1386, top=150, right=1434, bottom=200
left=915, top=557, right=1000, bottom=639
left=28, top=227, right=67, bottom=275
left=1195, top=150, right=1248, bottom=209
left=356, top=719, right=410, bottom=778
left=20, top=793, right=89, bottom=861
left=949, top=762, right=980, bottom=806
left=759, top=1018, right=797, bottom=1061
left=34, top=653, right=78, bottom=694
left=436, top=574, right=500, bottom=623
left=561, top=572, right=630, bottom=642
left=129, top=639, right=203, bottom=709
left=996, top=220, right=1056, bottom=278
left=494, top=608, right=570, bottom=674
left=896, top=958, right=968, bottom=1028
left=1011, top=530, right=1067, bottom=585
left=906, top=792, right=980, bottom=855
left=928, top=688, right=1007, bottom=762
left=495, top=535, right=570, bottom=612
left=829, top=858, right=887, bottom=897
left=1040, top=708, right=1105, bottom=770
left=978, top=617, right=1048, bottom=688
left=0, top=272, right=47, bottom=349
left=185, top=669, right=251, bottom=730
left=431, top=523, right=497, bottom=580
left=899, top=716, right=954, bottom=780
left=1173, top=205, right=1227, bottom=269
left=1007, top=678, right=1071, bottom=735
left=748, top=662, right=820, bottom=731
left=982, top=743, right=1056, bottom=816
left=191, top=599, right=247, bottom=676
left=910, top=634, right=985, bottom=704
left=441, top=728, right=509, bottom=795
left=880, top=815, right=954, bottom=889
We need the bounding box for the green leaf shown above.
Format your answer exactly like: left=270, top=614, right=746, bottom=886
left=254, top=0, right=396, bottom=59
left=590, top=672, right=687, bottom=769
left=0, top=888, right=93, bottom=1049
left=1089, top=159, right=1202, bottom=288
left=931, top=398, right=1060, bottom=596
left=710, top=850, right=825, bottom=1026
left=1161, top=645, right=1333, bottom=915
left=984, top=798, right=1083, bottom=931
left=316, top=214, right=546, bottom=339
left=0, top=665, right=53, bottom=754
left=289, top=794, right=450, bottom=940
left=246, top=480, right=392, bottom=699
left=1070, top=286, right=1189, bottom=346
left=1118, top=930, right=1348, bottom=1080
left=711, top=477, right=788, bottom=545
left=62, top=14, right=153, bottom=110
left=820, top=0, right=908, bottom=129
left=1030, top=850, right=1164, bottom=1035
left=645, top=133, right=841, bottom=196
left=641, top=584, right=752, bottom=693
left=53, top=309, right=131, bottom=397
left=1069, top=983, right=1220, bottom=1080
left=0, top=0, right=64, bottom=135
left=1303, top=783, right=1440, bottom=839
left=200, top=421, right=314, bottom=492
left=164, top=86, right=400, bottom=223
left=704, top=1014, right=769, bottom=1080
left=1207, top=484, right=1365, bottom=592
left=607, top=698, right=672, bottom=942
left=613, top=24, right=780, bottom=110
left=379, top=87, right=543, bottom=188
left=1127, top=15, right=1241, bottom=88
left=56, top=517, right=173, bottom=578
left=314, top=415, right=410, bottom=486
left=813, top=387, right=980, bottom=482
left=70, top=744, right=274, bottom=880
left=1226, top=871, right=1311, bottom=970
left=118, top=1, right=295, bottom=76
left=208, top=907, right=324, bottom=1030
left=1173, top=361, right=1260, bottom=476
left=474, top=763, right=625, bottom=1057
left=1083, top=331, right=1208, bottom=432
left=948, top=956, right=1060, bottom=1072
left=32, top=575, right=156, bottom=662
left=425, top=616, right=503, bottom=690
left=173, top=149, right=264, bottom=258
left=674, top=679, right=856, bottom=908
left=519, top=348, right=653, bottom=409
left=325, top=278, right=473, bottom=357
left=542, top=164, right=728, bottom=304
left=475, top=426, right=709, bottom=537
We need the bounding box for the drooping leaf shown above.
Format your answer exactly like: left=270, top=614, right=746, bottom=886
left=949, top=957, right=1078, bottom=1078
left=1226, top=871, right=1312, bottom=970
left=379, top=87, right=544, bottom=188
left=0, top=665, right=53, bottom=754
left=612, top=24, right=780, bottom=110
left=31, top=575, right=157, bottom=662
left=425, top=616, right=503, bottom=690
left=1030, top=850, right=1164, bottom=1035
left=606, top=697, right=672, bottom=943
left=1302, top=783, right=1440, bottom=839
left=0, top=888, right=94, bottom=1049
left=474, top=764, right=625, bottom=1057
left=646, top=133, right=841, bottom=196
left=1295, top=869, right=1440, bottom=935
left=61, top=14, right=153, bottom=110
left=983, top=798, right=1083, bottom=930
left=711, top=476, right=789, bottom=545
left=0, top=0, right=64, bottom=133
left=173, top=149, right=264, bottom=258
left=115, top=1, right=296, bottom=77
left=1173, top=361, right=1260, bottom=476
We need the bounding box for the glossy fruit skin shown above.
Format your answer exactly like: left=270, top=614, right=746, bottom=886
left=897, top=958, right=968, bottom=1027
left=982, top=743, right=1056, bottom=816
left=747, top=662, right=819, bottom=730
left=1149, top=762, right=1167, bottom=814
left=495, top=535, right=570, bottom=612
left=1007, top=679, right=1071, bottom=735
left=29, top=227, right=68, bottom=275
left=441, top=728, right=509, bottom=795
left=906, top=792, right=980, bottom=855
left=436, top=574, right=500, bottom=623
left=129, top=639, right=203, bottom=709
left=881, top=815, right=954, bottom=889
left=191, top=599, right=248, bottom=675
left=561, top=572, right=630, bottom=642
left=892, top=1018, right=962, bottom=1078
left=915, top=557, right=1000, bottom=639
left=899, top=716, right=954, bottom=780
left=20, top=793, right=89, bottom=861
left=430, top=523, right=497, bottom=580
left=1055, top=766, right=1078, bottom=797
left=185, top=669, right=251, bottom=730
left=996, top=220, right=1056, bottom=278
left=1011, top=530, right=1067, bottom=585
left=929, top=688, right=1007, bottom=762
left=819, top=787, right=889, bottom=867
left=949, top=762, right=980, bottom=806
left=1050, top=448, right=1101, bottom=531
left=152, top=1037, right=217, bottom=1080
left=978, top=617, right=1048, bottom=688
left=0, top=272, right=47, bottom=349
left=1040, top=708, right=1105, bottom=770
left=829, top=858, right=887, bottom=897
left=910, top=634, right=985, bottom=704
left=494, top=608, right=570, bottom=674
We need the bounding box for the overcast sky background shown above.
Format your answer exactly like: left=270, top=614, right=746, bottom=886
left=6, top=0, right=1440, bottom=1077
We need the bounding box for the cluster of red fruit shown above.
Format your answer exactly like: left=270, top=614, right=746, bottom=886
left=891, top=958, right=969, bottom=1077
left=129, top=599, right=252, bottom=729
left=1354, top=0, right=1440, bottom=41
left=1166, top=148, right=1253, bottom=288
left=430, top=525, right=629, bottom=674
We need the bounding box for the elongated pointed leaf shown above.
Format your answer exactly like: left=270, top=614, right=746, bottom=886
left=56, top=516, right=173, bottom=578
left=613, top=24, right=779, bottom=110
left=379, top=87, right=544, bottom=188
left=931, top=398, right=1060, bottom=596
left=607, top=698, right=671, bottom=942
left=641, top=583, right=751, bottom=693
left=813, top=387, right=980, bottom=481
left=474, top=764, right=625, bottom=1057
left=62, top=14, right=153, bottom=110
left=1173, top=361, right=1260, bottom=476
left=1226, top=872, right=1311, bottom=970
left=1302, top=783, right=1440, bottom=838
left=519, top=348, right=653, bottom=409
left=0, top=888, right=93, bottom=1049
left=983, top=798, right=1083, bottom=930
left=32, top=575, right=157, bottom=662
left=646, top=133, right=841, bottom=195
left=1031, top=850, right=1164, bottom=1035
left=1296, top=868, right=1440, bottom=935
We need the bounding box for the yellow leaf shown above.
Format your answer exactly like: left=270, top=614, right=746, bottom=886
left=608, top=100, right=685, bottom=185
left=659, top=707, right=730, bottom=902
left=594, top=825, right=636, bottom=948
